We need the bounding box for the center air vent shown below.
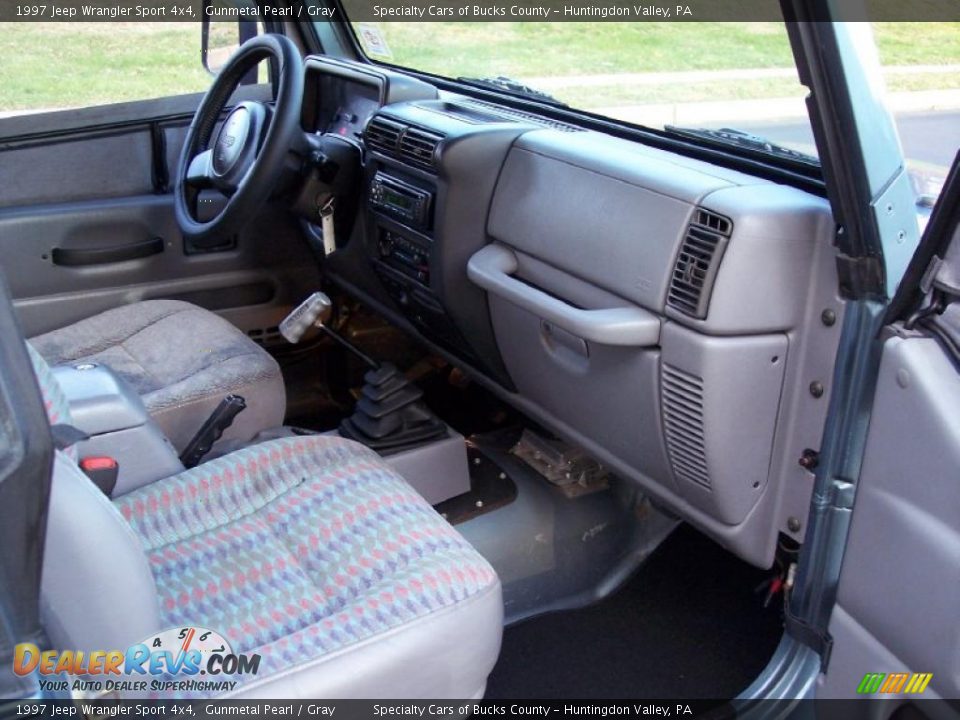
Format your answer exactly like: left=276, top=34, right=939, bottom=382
left=364, top=115, right=443, bottom=173
left=398, top=127, right=442, bottom=171
left=667, top=208, right=733, bottom=320
left=364, top=116, right=404, bottom=155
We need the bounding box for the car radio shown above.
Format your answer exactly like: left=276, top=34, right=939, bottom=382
left=369, top=172, right=433, bottom=231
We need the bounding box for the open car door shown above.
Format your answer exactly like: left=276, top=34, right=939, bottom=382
left=818, top=153, right=960, bottom=705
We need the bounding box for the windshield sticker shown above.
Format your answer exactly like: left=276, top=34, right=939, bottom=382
left=357, top=23, right=394, bottom=60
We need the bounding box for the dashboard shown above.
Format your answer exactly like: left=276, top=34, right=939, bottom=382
left=298, top=56, right=843, bottom=568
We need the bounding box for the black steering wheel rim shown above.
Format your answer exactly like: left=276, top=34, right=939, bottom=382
left=175, top=33, right=303, bottom=247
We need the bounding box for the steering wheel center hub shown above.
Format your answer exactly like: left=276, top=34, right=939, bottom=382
left=213, top=107, right=251, bottom=175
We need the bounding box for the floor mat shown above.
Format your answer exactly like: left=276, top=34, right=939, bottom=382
left=485, top=524, right=784, bottom=699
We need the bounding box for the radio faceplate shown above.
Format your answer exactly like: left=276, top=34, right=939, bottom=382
left=369, top=172, right=433, bottom=231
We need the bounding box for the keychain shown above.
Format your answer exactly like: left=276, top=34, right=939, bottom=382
left=320, top=197, right=336, bottom=256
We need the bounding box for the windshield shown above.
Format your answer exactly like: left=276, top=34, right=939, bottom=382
left=350, top=22, right=812, bottom=140
left=342, top=19, right=959, bottom=206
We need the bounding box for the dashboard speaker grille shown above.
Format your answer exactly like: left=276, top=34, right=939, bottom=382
left=667, top=208, right=732, bottom=319
left=662, top=364, right=711, bottom=490
left=364, top=116, right=404, bottom=155
left=399, top=127, right=443, bottom=171
left=454, top=99, right=583, bottom=131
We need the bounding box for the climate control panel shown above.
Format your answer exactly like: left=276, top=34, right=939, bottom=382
left=378, top=228, right=430, bottom=286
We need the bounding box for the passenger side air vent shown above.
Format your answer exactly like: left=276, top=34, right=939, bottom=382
left=661, top=364, right=710, bottom=490
left=364, top=116, right=404, bottom=155
left=666, top=208, right=733, bottom=320
left=398, top=127, right=442, bottom=171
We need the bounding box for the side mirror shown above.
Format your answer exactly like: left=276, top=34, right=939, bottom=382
left=201, top=0, right=259, bottom=78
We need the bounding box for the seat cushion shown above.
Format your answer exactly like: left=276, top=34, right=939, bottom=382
left=29, top=300, right=285, bottom=451
left=112, top=434, right=502, bottom=699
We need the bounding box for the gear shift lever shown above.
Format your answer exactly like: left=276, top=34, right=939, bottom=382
left=279, top=292, right=332, bottom=343
left=284, top=293, right=446, bottom=451
left=280, top=292, right=378, bottom=368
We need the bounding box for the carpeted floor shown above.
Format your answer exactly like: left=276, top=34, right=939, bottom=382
left=486, top=524, right=785, bottom=699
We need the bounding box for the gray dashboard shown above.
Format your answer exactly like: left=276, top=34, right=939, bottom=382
left=311, top=60, right=842, bottom=566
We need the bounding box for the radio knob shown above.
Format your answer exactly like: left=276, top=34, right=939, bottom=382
left=379, top=235, right=395, bottom=256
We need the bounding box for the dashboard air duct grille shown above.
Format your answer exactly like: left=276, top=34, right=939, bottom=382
left=399, top=127, right=443, bottom=171
left=661, top=364, right=711, bottom=490
left=455, top=99, right=583, bottom=132
left=364, top=116, right=404, bottom=155
left=667, top=208, right=733, bottom=319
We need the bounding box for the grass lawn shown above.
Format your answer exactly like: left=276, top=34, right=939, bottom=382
left=0, top=23, right=211, bottom=111
left=0, top=21, right=957, bottom=112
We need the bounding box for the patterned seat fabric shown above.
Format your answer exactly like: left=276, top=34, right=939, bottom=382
left=28, top=343, right=502, bottom=698
left=112, top=435, right=498, bottom=693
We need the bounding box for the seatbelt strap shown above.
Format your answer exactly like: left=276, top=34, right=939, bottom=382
left=50, top=423, right=89, bottom=451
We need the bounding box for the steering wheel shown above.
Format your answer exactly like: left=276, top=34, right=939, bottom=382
left=175, top=34, right=304, bottom=247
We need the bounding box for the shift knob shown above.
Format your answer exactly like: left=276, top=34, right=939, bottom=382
left=280, top=292, right=333, bottom=344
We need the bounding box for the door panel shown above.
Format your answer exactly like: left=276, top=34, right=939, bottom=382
left=0, top=130, right=158, bottom=208
left=1, top=194, right=317, bottom=337
left=819, top=334, right=960, bottom=700
left=0, top=86, right=320, bottom=342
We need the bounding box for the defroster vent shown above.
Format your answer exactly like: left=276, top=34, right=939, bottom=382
left=667, top=208, right=732, bottom=319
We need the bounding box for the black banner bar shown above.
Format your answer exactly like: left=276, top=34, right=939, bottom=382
left=3, top=699, right=960, bottom=720
left=0, top=0, right=958, bottom=22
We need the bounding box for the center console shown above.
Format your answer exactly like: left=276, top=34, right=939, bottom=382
left=52, top=363, right=184, bottom=495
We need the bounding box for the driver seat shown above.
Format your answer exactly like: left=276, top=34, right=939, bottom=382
left=29, top=299, right=285, bottom=451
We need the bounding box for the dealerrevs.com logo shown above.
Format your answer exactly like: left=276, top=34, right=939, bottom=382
left=13, top=626, right=260, bottom=695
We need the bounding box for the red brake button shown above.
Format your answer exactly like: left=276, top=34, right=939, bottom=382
left=79, top=456, right=119, bottom=496
left=80, top=457, right=118, bottom=472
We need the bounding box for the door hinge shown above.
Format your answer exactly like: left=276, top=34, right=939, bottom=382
left=836, top=253, right=885, bottom=300
left=920, top=254, right=960, bottom=298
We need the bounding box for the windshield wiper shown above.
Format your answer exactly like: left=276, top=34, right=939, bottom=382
left=664, top=125, right=819, bottom=166
left=456, top=75, right=567, bottom=107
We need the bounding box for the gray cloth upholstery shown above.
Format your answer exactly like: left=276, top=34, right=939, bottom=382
left=29, top=346, right=504, bottom=699
left=30, top=300, right=285, bottom=451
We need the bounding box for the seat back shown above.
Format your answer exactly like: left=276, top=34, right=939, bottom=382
left=27, top=344, right=162, bottom=652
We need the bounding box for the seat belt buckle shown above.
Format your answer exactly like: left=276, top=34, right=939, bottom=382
left=79, top=456, right=119, bottom=496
